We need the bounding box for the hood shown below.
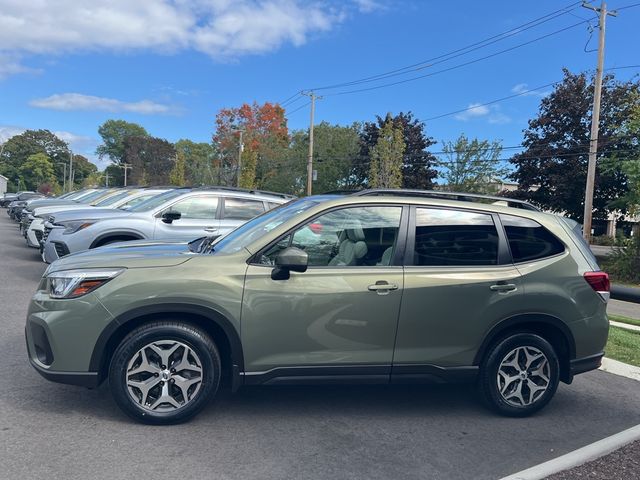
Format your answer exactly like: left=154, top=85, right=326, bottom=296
left=46, top=239, right=195, bottom=273
left=42, top=207, right=130, bottom=223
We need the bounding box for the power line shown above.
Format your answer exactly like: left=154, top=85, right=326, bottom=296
left=617, top=2, right=640, bottom=10
left=308, top=1, right=583, bottom=92
left=285, top=101, right=311, bottom=116
left=324, top=21, right=588, bottom=97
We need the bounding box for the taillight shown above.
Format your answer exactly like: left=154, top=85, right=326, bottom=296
left=309, top=222, right=323, bottom=234
left=584, top=271, right=610, bottom=301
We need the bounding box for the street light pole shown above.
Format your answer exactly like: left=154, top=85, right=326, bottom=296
left=57, top=163, right=67, bottom=192
left=121, top=164, right=132, bottom=187
left=68, top=149, right=74, bottom=191
left=237, top=130, right=244, bottom=188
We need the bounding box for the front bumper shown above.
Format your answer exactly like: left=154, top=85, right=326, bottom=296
left=25, top=289, right=115, bottom=387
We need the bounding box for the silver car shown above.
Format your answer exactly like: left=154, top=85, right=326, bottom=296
left=42, top=187, right=293, bottom=263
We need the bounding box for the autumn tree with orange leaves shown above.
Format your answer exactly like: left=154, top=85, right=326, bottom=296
left=212, top=102, right=288, bottom=188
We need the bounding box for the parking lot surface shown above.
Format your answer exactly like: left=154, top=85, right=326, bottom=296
left=1, top=213, right=640, bottom=480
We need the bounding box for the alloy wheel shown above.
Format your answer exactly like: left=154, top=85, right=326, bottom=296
left=126, top=340, right=203, bottom=412
left=496, top=346, right=550, bottom=408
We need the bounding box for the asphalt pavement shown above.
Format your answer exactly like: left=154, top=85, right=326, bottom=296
left=1, top=213, right=640, bottom=480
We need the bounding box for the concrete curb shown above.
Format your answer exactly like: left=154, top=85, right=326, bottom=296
left=500, top=424, right=640, bottom=480
left=610, top=320, right=640, bottom=332
left=600, top=357, right=640, bottom=381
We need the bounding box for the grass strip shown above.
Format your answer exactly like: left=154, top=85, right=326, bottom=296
left=606, top=326, right=640, bottom=368
left=608, top=314, right=640, bottom=328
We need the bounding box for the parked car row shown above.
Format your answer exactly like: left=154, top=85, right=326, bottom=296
left=14, top=187, right=610, bottom=424
left=4, top=186, right=294, bottom=263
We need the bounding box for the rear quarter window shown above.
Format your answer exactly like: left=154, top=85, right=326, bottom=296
left=500, top=214, right=565, bottom=263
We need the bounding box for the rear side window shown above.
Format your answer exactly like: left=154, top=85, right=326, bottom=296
left=413, top=208, right=499, bottom=266
left=223, top=197, right=265, bottom=220
left=501, top=214, right=564, bottom=263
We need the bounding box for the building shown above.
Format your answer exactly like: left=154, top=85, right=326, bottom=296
left=0, top=174, right=7, bottom=195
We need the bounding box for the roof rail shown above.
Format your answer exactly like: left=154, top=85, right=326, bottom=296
left=352, top=189, right=540, bottom=211
left=193, top=185, right=296, bottom=199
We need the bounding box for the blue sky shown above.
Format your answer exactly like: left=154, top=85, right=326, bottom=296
left=1, top=0, right=639, bottom=170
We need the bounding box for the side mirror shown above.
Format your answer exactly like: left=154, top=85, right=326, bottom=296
left=271, top=247, right=308, bottom=280
left=162, top=211, right=182, bottom=224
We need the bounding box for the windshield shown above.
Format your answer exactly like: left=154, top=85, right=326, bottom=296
left=126, top=189, right=186, bottom=212
left=213, top=198, right=318, bottom=254
left=76, top=190, right=108, bottom=203
left=95, top=191, right=132, bottom=206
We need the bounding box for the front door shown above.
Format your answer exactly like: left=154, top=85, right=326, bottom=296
left=393, top=207, right=523, bottom=369
left=241, top=205, right=407, bottom=376
left=153, top=195, right=220, bottom=240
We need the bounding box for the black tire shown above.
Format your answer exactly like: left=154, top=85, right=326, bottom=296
left=478, top=333, right=560, bottom=417
left=109, top=321, right=221, bottom=425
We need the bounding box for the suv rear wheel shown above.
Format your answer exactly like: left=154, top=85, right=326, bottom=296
left=109, top=321, right=221, bottom=424
left=478, top=333, right=560, bottom=417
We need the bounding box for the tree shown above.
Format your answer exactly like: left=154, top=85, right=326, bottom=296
left=175, top=139, right=217, bottom=185
left=169, top=151, right=187, bottom=186
left=123, top=136, right=176, bottom=185
left=509, top=69, right=639, bottom=221
left=368, top=114, right=405, bottom=188
left=70, top=154, right=98, bottom=187
left=19, top=153, right=55, bottom=191
left=356, top=112, right=437, bottom=189
left=274, top=122, right=361, bottom=195
left=0, top=129, right=70, bottom=189
left=440, top=134, right=508, bottom=193
left=213, top=102, right=288, bottom=188
left=96, top=120, right=148, bottom=166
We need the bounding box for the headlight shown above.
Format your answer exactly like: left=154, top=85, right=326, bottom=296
left=58, top=220, right=96, bottom=235
left=47, top=269, right=124, bottom=299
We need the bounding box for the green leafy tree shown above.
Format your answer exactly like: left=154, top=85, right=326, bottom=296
left=70, top=154, right=98, bottom=187
left=356, top=112, right=437, bottom=189
left=169, top=151, right=187, bottom=186
left=439, top=134, right=507, bottom=193
left=509, top=69, right=639, bottom=221
left=96, top=120, right=148, bottom=166
left=19, top=153, right=55, bottom=190
left=0, top=129, right=70, bottom=190
left=368, top=114, right=405, bottom=188
left=123, top=136, right=176, bottom=185
left=175, top=139, right=217, bottom=185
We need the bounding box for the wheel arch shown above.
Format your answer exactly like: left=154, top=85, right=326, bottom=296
left=90, top=303, right=244, bottom=390
left=473, top=313, right=576, bottom=383
left=90, top=230, right=145, bottom=248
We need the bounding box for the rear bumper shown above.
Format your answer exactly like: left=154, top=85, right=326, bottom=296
left=570, top=352, right=604, bottom=376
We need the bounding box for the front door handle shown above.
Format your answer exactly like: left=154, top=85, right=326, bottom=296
left=204, top=227, right=218, bottom=233
left=368, top=281, right=399, bottom=294
left=490, top=282, right=517, bottom=292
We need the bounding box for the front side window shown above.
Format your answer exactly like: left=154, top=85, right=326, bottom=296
left=223, top=198, right=265, bottom=220
left=258, top=206, right=402, bottom=267
left=501, top=214, right=564, bottom=262
left=166, top=196, right=218, bottom=220
left=413, top=208, right=499, bottom=266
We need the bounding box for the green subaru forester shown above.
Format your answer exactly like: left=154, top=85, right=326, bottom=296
left=26, top=190, right=609, bottom=424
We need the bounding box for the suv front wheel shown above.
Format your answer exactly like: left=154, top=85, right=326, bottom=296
left=109, top=321, right=221, bottom=424
left=479, top=333, right=560, bottom=417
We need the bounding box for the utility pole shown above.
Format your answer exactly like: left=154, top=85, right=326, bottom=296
left=105, top=170, right=109, bottom=187
left=303, top=91, right=321, bottom=196
left=581, top=1, right=617, bottom=241
left=57, top=163, right=67, bottom=192
left=237, top=129, right=244, bottom=188
left=121, top=164, right=132, bottom=186
left=68, top=150, right=74, bottom=191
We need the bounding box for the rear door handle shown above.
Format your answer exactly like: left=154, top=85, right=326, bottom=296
left=204, top=227, right=218, bottom=233
left=490, top=283, right=517, bottom=292
left=368, top=281, right=399, bottom=294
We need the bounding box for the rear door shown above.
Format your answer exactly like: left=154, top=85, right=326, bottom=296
left=218, top=196, right=266, bottom=236
left=393, top=206, right=523, bottom=371
left=153, top=195, right=220, bottom=240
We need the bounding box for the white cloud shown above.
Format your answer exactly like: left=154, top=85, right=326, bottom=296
left=29, top=93, right=173, bottom=115
left=353, top=0, right=385, bottom=12
left=0, top=0, right=364, bottom=77
left=511, top=83, right=551, bottom=98
left=454, top=103, right=490, bottom=121
left=0, top=125, right=26, bottom=143
left=454, top=103, right=511, bottom=124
